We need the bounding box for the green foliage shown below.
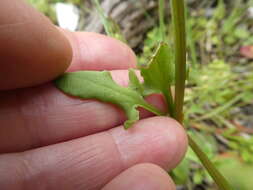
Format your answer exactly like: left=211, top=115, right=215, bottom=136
left=158, top=0, right=166, bottom=41
left=55, top=43, right=177, bottom=128
left=136, top=1, right=253, bottom=188
left=185, top=60, right=237, bottom=120
left=138, top=27, right=163, bottom=65
left=140, top=43, right=174, bottom=114
left=26, top=0, right=59, bottom=22
left=219, top=159, right=253, bottom=190
left=92, top=0, right=126, bottom=43
left=221, top=0, right=249, bottom=45
left=184, top=59, right=253, bottom=124
left=26, top=0, right=83, bottom=23
left=141, top=43, right=174, bottom=87
left=171, top=158, right=190, bottom=185
left=223, top=133, right=253, bottom=163
left=172, top=131, right=218, bottom=186
left=54, top=71, right=163, bottom=129
left=179, top=56, right=253, bottom=188
left=128, top=69, right=144, bottom=95
left=189, top=0, right=251, bottom=60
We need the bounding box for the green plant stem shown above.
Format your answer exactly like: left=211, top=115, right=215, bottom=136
left=170, top=1, right=233, bottom=190
left=188, top=136, right=233, bottom=190
left=142, top=102, right=165, bottom=116
left=171, top=0, right=186, bottom=123
left=163, top=88, right=174, bottom=116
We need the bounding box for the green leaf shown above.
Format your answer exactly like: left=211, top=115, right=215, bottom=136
left=141, top=43, right=174, bottom=91
left=171, top=158, right=190, bottom=185
left=54, top=71, right=163, bottom=129
left=193, top=170, right=204, bottom=185
left=128, top=69, right=144, bottom=95
left=140, top=42, right=174, bottom=115
left=219, top=159, right=253, bottom=190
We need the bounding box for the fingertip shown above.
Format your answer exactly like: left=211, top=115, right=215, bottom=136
left=62, top=31, right=137, bottom=71
left=110, top=116, right=188, bottom=171
left=0, top=0, right=72, bottom=90
left=146, top=116, right=188, bottom=170
left=139, top=117, right=188, bottom=170
left=102, top=163, right=176, bottom=190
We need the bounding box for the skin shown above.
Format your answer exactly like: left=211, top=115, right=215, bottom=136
left=0, top=0, right=188, bottom=189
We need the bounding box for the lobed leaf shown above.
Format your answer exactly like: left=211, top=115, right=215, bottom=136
left=140, top=42, right=175, bottom=114
left=54, top=71, right=163, bottom=129
left=128, top=69, right=144, bottom=95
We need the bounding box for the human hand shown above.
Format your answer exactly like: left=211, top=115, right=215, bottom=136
left=0, top=0, right=188, bottom=189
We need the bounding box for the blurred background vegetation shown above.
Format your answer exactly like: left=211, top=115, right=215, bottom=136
left=27, top=0, right=253, bottom=189
left=26, top=0, right=83, bottom=23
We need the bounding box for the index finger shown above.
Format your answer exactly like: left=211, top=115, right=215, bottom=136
left=0, top=0, right=72, bottom=90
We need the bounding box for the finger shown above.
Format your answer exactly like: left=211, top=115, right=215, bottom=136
left=0, top=0, right=72, bottom=90
left=0, top=117, right=187, bottom=190
left=0, top=70, right=166, bottom=153
left=102, top=163, right=176, bottom=190
left=63, top=31, right=137, bottom=71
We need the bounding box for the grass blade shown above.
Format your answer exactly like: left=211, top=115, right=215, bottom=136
left=159, top=0, right=166, bottom=41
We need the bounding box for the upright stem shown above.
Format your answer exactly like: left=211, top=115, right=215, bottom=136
left=188, top=137, right=233, bottom=190
left=171, top=0, right=186, bottom=123
left=163, top=88, right=174, bottom=117
left=170, top=1, right=233, bottom=190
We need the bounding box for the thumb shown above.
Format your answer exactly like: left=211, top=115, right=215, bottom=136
left=0, top=0, right=72, bottom=90
left=102, top=164, right=176, bottom=190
